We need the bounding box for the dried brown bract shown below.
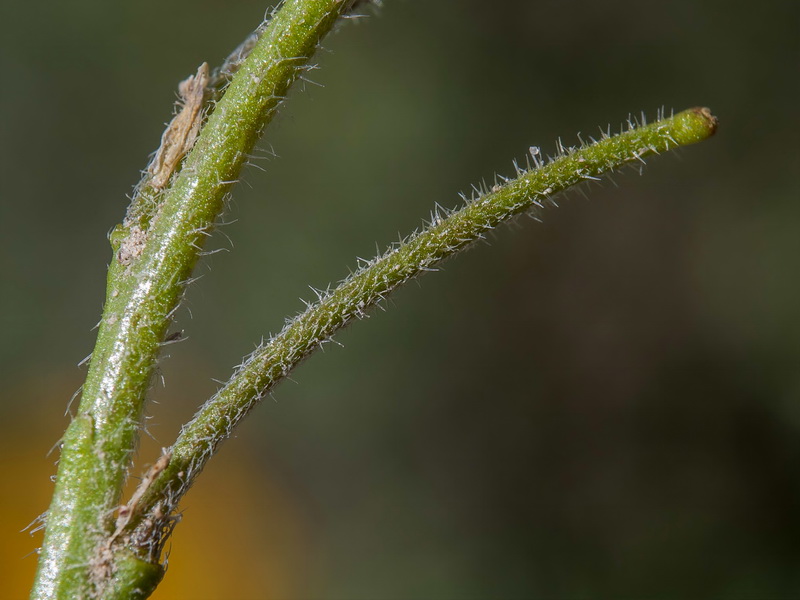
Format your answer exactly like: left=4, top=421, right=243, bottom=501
left=148, top=63, right=210, bottom=190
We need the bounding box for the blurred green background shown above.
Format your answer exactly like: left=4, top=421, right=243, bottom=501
left=2, top=0, right=800, bottom=598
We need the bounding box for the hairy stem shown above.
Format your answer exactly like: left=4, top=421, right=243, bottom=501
left=125, top=108, right=717, bottom=553
left=32, top=1, right=359, bottom=598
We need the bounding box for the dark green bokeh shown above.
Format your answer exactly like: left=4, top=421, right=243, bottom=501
left=2, top=0, right=799, bottom=597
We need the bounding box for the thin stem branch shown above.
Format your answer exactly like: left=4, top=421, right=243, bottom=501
left=32, top=1, right=358, bottom=598
left=125, top=108, right=718, bottom=556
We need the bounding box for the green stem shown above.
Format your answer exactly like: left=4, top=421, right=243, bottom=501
left=100, top=550, right=165, bottom=600
left=127, top=108, right=718, bottom=551
left=32, top=1, right=357, bottom=598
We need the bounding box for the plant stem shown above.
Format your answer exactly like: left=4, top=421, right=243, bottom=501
left=124, top=108, right=718, bottom=556
left=31, top=1, right=358, bottom=598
